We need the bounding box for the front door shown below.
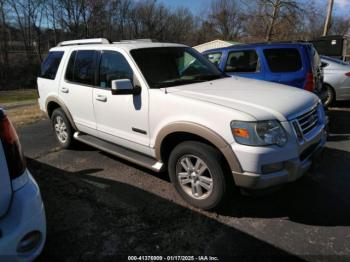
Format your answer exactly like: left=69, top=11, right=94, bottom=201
left=224, top=49, right=264, bottom=80
left=93, top=50, right=150, bottom=155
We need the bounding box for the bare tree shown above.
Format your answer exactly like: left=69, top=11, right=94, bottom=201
left=0, top=0, right=9, bottom=70
left=257, top=0, right=301, bottom=41
left=207, top=0, right=244, bottom=40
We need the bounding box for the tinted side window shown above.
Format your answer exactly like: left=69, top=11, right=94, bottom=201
left=264, top=48, right=302, bottom=72
left=65, top=50, right=97, bottom=85
left=205, top=52, right=222, bottom=66
left=99, top=51, right=133, bottom=88
left=225, top=50, right=259, bottom=73
left=40, top=51, right=64, bottom=79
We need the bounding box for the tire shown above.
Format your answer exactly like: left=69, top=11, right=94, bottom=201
left=51, top=108, right=74, bottom=149
left=324, top=84, right=335, bottom=107
left=168, top=141, right=228, bottom=210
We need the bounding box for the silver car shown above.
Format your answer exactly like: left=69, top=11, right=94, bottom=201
left=321, top=56, right=350, bottom=105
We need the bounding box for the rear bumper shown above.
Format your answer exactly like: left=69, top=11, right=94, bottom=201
left=0, top=170, right=46, bottom=261
left=232, top=129, right=326, bottom=189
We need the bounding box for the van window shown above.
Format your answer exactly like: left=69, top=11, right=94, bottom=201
left=264, top=48, right=302, bottom=72
left=204, top=52, right=222, bottom=66
left=65, top=50, right=98, bottom=85
left=225, top=50, right=259, bottom=73
left=40, top=51, right=64, bottom=79
left=99, top=51, right=133, bottom=88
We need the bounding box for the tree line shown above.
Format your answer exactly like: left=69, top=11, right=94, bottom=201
left=0, top=0, right=349, bottom=90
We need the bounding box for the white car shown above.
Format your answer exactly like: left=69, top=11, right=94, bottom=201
left=0, top=109, right=46, bottom=260
left=38, top=38, right=326, bottom=210
left=321, top=55, right=350, bottom=105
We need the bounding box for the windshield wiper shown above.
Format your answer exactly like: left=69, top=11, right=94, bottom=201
left=154, top=78, right=206, bottom=88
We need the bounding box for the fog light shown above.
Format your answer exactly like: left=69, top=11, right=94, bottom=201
left=261, top=162, right=284, bottom=174
left=17, top=231, right=41, bottom=253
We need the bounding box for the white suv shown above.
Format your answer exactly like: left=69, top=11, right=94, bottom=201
left=37, top=38, right=326, bottom=209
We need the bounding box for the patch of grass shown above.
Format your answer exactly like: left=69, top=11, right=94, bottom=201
left=0, top=89, right=38, bottom=104
left=6, top=104, right=46, bottom=128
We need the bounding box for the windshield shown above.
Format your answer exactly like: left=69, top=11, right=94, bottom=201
left=131, top=47, right=225, bottom=88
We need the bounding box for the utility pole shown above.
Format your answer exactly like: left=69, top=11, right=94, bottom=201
left=323, top=0, right=334, bottom=36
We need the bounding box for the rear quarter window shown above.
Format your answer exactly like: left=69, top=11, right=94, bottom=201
left=263, top=48, right=302, bottom=72
left=40, top=51, right=64, bottom=80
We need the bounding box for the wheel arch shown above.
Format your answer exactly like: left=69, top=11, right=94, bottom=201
left=155, top=122, right=242, bottom=173
left=45, top=96, right=78, bottom=130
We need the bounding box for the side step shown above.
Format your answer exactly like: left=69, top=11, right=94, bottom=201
left=74, top=132, right=163, bottom=172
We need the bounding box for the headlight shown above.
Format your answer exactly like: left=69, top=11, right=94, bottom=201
left=231, top=120, right=287, bottom=147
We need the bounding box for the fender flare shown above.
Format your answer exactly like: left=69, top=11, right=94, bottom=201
left=45, top=96, right=78, bottom=130
left=154, top=121, right=242, bottom=173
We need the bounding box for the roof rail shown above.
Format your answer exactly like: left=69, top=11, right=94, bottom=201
left=114, top=39, right=158, bottom=44
left=57, top=38, right=110, bottom=47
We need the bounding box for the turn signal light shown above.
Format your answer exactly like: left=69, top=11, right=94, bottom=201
left=233, top=128, right=250, bottom=138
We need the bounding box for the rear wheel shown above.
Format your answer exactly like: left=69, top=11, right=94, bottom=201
left=51, top=108, right=74, bottom=149
left=168, top=141, right=228, bottom=210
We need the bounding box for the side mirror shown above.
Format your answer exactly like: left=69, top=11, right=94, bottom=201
left=111, top=79, right=141, bottom=95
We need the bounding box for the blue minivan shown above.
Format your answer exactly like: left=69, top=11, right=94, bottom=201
left=203, top=42, right=324, bottom=97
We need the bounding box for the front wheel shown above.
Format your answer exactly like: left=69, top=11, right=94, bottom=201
left=168, top=141, right=228, bottom=210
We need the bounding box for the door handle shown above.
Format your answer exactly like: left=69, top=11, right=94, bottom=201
left=61, top=87, right=69, bottom=93
left=96, top=95, right=107, bottom=102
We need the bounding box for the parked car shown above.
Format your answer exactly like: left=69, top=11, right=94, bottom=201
left=38, top=38, right=326, bottom=210
left=202, top=42, right=324, bottom=99
left=321, top=55, right=350, bottom=105
left=0, top=109, right=46, bottom=260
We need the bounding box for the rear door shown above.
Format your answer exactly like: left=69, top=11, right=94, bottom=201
left=60, top=49, right=98, bottom=135
left=223, top=49, right=264, bottom=80
left=262, top=47, right=305, bottom=88
left=0, top=142, right=12, bottom=217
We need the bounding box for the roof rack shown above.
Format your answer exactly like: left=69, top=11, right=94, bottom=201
left=57, top=38, right=110, bottom=47
left=113, top=39, right=158, bottom=44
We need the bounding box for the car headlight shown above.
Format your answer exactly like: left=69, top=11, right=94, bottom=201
left=231, top=120, right=287, bottom=147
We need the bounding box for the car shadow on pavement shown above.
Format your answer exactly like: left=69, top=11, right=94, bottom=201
left=219, top=146, right=350, bottom=227
left=327, top=101, right=350, bottom=141
left=28, top=158, right=301, bottom=261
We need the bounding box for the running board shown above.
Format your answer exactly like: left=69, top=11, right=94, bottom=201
left=74, top=132, right=163, bottom=172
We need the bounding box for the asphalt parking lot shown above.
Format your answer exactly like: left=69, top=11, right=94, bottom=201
left=18, top=102, right=350, bottom=261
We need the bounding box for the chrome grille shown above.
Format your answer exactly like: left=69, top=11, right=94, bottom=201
left=295, top=106, right=319, bottom=135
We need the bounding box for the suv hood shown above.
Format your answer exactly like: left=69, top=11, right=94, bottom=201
left=166, top=77, right=319, bottom=121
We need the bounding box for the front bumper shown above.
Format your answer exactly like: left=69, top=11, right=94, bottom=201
left=0, top=170, right=46, bottom=261
left=232, top=128, right=326, bottom=189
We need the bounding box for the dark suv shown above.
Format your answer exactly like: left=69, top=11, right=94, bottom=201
left=203, top=42, right=324, bottom=99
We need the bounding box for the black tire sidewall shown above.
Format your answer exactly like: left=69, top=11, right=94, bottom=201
left=325, top=84, right=335, bottom=107
left=51, top=108, right=73, bottom=149
left=168, top=141, right=227, bottom=210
